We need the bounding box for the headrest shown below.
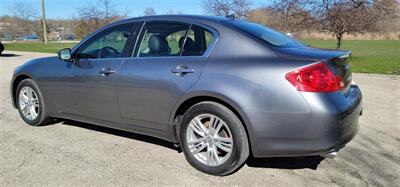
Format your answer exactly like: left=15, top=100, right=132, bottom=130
left=179, top=36, right=195, bottom=50
left=148, top=35, right=169, bottom=53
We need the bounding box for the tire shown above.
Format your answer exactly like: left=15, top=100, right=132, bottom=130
left=16, top=79, right=52, bottom=126
left=179, top=101, right=249, bottom=176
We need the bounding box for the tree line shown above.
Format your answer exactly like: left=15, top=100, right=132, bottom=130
left=1, top=0, right=398, bottom=49
left=204, top=0, right=399, bottom=49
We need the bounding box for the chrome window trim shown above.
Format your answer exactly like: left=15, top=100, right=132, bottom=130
left=127, top=55, right=208, bottom=60
left=79, top=57, right=131, bottom=61
left=134, top=21, right=149, bottom=58
left=179, top=24, right=192, bottom=57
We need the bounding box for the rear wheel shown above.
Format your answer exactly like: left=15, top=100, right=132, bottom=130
left=16, top=79, right=52, bottom=126
left=180, top=101, right=249, bottom=176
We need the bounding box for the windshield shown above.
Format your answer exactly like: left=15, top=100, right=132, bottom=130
left=225, top=20, right=304, bottom=47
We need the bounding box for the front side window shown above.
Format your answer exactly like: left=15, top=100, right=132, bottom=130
left=136, top=22, right=215, bottom=57
left=78, top=24, right=132, bottom=59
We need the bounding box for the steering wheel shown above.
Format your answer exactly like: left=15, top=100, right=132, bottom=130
left=100, top=46, right=120, bottom=58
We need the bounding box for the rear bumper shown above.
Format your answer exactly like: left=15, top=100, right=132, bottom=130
left=248, top=84, right=362, bottom=157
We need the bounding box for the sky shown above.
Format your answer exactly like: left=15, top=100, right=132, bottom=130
left=0, top=0, right=268, bottom=19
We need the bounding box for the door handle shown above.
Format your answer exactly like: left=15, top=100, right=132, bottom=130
left=172, top=65, right=195, bottom=76
left=99, top=67, right=116, bottom=76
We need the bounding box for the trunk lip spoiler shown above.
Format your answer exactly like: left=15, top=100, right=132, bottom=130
left=338, top=50, right=352, bottom=59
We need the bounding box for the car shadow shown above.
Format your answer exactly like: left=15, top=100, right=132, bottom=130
left=58, top=119, right=324, bottom=170
left=246, top=155, right=324, bottom=170
left=0, top=53, right=20, bottom=57
left=60, top=119, right=179, bottom=151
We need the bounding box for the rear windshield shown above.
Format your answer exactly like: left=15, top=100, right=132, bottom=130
left=225, top=20, right=304, bottom=47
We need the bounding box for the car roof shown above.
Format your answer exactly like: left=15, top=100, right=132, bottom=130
left=114, top=15, right=231, bottom=25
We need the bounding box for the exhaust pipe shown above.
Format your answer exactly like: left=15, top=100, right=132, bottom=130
left=321, top=151, right=338, bottom=159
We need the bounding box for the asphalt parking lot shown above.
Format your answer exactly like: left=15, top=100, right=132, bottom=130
left=1, top=51, right=399, bottom=186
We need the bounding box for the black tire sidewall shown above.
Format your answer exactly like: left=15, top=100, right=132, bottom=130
left=16, top=79, right=47, bottom=126
left=179, top=102, right=249, bottom=175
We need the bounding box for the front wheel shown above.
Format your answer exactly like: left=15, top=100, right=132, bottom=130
left=179, top=101, right=249, bottom=176
left=16, top=79, right=52, bottom=126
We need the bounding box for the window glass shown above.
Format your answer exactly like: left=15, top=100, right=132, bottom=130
left=137, top=22, right=189, bottom=57
left=225, top=20, right=304, bottom=47
left=78, top=25, right=132, bottom=59
left=167, top=30, right=187, bottom=54
left=180, top=25, right=214, bottom=56
left=205, top=31, right=213, bottom=47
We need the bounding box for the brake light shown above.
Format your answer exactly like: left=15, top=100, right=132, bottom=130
left=285, top=62, right=345, bottom=92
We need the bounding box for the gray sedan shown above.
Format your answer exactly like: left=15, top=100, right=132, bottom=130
left=10, top=15, right=362, bottom=176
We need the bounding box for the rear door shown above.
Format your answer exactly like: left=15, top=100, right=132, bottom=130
left=117, top=21, right=216, bottom=130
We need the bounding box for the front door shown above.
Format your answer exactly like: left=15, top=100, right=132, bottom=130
left=117, top=21, right=216, bottom=130
left=54, top=23, right=136, bottom=123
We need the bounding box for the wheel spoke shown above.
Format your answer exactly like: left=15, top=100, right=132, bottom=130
left=27, top=88, right=33, bottom=99
left=189, top=121, right=206, bottom=137
left=29, top=105, right=37, bottom=119
left=214, top=135, right=232, bottom=143
left=21, top=104, right=29, bottom=115
left=209, top=116, right=216, bottom=129
left=191, top=142, right=207, bottom=154
left=195, top=117, right=208, bottom=134
left=213, top=118, right=223, bottom=133
left=214, top=141, right=232, bottom=153
left=206, top=144, right=220, bottom=165
left=212, top=144, right=220, bottom=165
left=214, top=136, right=232, bottom=153
left=206, top=145, right=214, bottom=165
left=20, top=92, right=29, bottom=101
left=187, top=138, right=204, bottom=146
left=20, top=104, right=27, bottom=111
left=32, top=98, right=39, bottom=107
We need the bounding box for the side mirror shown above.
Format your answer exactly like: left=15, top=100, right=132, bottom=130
left=58, top=48, right=72, bottom=61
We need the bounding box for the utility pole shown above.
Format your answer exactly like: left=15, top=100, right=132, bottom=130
left=41, top=0, right=48, bottom=44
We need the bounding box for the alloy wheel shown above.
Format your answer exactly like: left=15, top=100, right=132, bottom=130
left=186, top=114, right=233, bottom=166
left=18, top=86, right=39, bottom=121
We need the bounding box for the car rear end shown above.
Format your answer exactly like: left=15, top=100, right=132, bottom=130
left=275, top=47, right=363, bottom=157
left=222, top=20, right=362, bottom=158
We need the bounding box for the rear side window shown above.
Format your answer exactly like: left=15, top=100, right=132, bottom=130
left=181, top=25, right=214, bottom=56
left=137, top=22, right=189, bottom=57
left=225, top=20, right=304, bottom=47
left=136, top=22, right=214, bottom=57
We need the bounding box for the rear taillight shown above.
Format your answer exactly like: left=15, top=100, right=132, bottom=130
left=285, top=62, right=345, bottom=92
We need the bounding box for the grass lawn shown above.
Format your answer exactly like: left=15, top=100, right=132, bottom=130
left=3, top=40, right=400, bottom=74
left=4, top=42, right=78, bottom=53
left=304, top=40, right=400, bottom=75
